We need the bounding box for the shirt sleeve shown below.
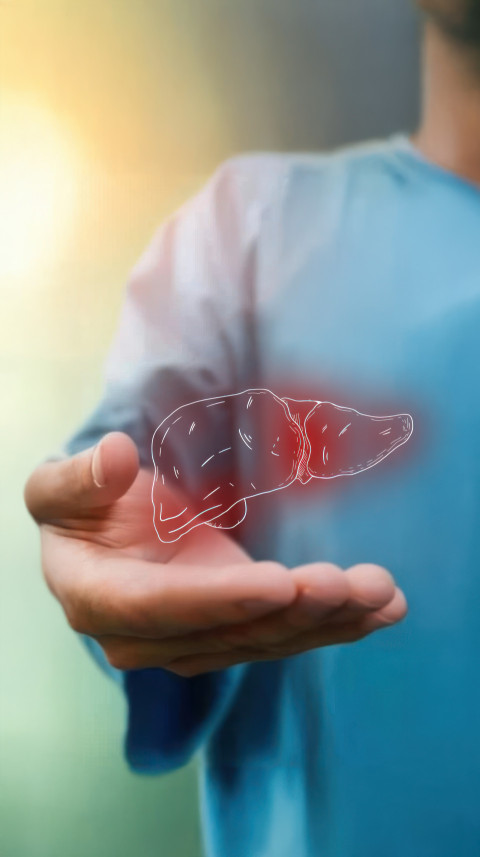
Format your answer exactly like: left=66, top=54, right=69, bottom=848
left=62, top=154, right=284, bottom=773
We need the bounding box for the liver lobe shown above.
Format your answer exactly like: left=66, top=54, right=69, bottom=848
left=151, top=389, right=413, bottom=542
left=152, top=389, right=303, bottom=542
left=304, top=402, right=413, bottom=479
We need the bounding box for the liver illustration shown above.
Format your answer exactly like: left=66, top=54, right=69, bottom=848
left=151, top=388, right=413, bottom=542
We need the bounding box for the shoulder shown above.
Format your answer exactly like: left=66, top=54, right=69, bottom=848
left=204, top=136, right=408, bottom=221
left=198, top=152, right=291, bottom=232
left=137, top=138, right=406, bottom=281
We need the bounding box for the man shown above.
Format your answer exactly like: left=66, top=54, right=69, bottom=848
left=25, top=2, right=480, bottom=855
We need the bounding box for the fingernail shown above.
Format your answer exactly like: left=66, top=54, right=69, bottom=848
left=92, top=443, right=105, bottom=488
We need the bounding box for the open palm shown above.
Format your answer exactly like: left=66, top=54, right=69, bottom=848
left=25, top=432, right=407, bottom=676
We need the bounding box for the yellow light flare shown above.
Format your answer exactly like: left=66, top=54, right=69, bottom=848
left=0, top=93, right=81, bottom=286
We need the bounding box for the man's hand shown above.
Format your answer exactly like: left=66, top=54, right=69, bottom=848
left=24, top=432, right=407, bottom=677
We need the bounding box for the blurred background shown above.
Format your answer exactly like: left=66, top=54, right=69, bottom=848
left=0, top=1, right=420, bottom=855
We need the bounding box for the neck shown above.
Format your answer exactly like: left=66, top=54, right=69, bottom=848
left=413, top=23, right=480, bottom=184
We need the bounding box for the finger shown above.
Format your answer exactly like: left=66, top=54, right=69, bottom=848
left=220, top=563, right=350, bottom=647
left=24, top=432, right=139, bottom=522
left=354, top=586, right=408, bottom=633
left=92, top=564, right=350, bottom=669
left=96, top=628, right=233, bottom=671
left=164, top=619, right=368, bottom=676
left=96, top=588, right=407, bottom=670
left=52, top=537, right=297, bottom=637
left=269, top=585, right=408, bottom=656
left=326, top=563, right=397, bottom=624
left=286, top=562, right=351, bottom=626
left=227, top=563, right=395, bottom=648
left=165, top=592, right=408, bottom=677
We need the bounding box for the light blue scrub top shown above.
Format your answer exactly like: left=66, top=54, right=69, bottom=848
left=65, top=135, right=480, bottom=857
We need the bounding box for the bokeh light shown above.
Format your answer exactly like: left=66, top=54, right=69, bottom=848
left=0, top=92, right=80, bottom=284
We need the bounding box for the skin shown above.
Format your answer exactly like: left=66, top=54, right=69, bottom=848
left=414, top=1, right=480, bottom=184
left=24, top=433, right=406, bottom=676
left=416, top=0, right=480, bottom=43
left=29, top=3, right=480, bottom=678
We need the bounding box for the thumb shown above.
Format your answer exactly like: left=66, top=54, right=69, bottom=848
left=24, top=432, right=140, bottom=523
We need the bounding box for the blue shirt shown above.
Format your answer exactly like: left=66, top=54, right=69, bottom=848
left=65, top=135, right=480, bottom=857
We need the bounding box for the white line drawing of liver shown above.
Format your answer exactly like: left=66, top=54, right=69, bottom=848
left=151, top=389, right=413, bottom=543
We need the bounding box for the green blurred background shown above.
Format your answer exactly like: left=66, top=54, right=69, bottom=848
left=0, top=2, right=419, bottom=855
